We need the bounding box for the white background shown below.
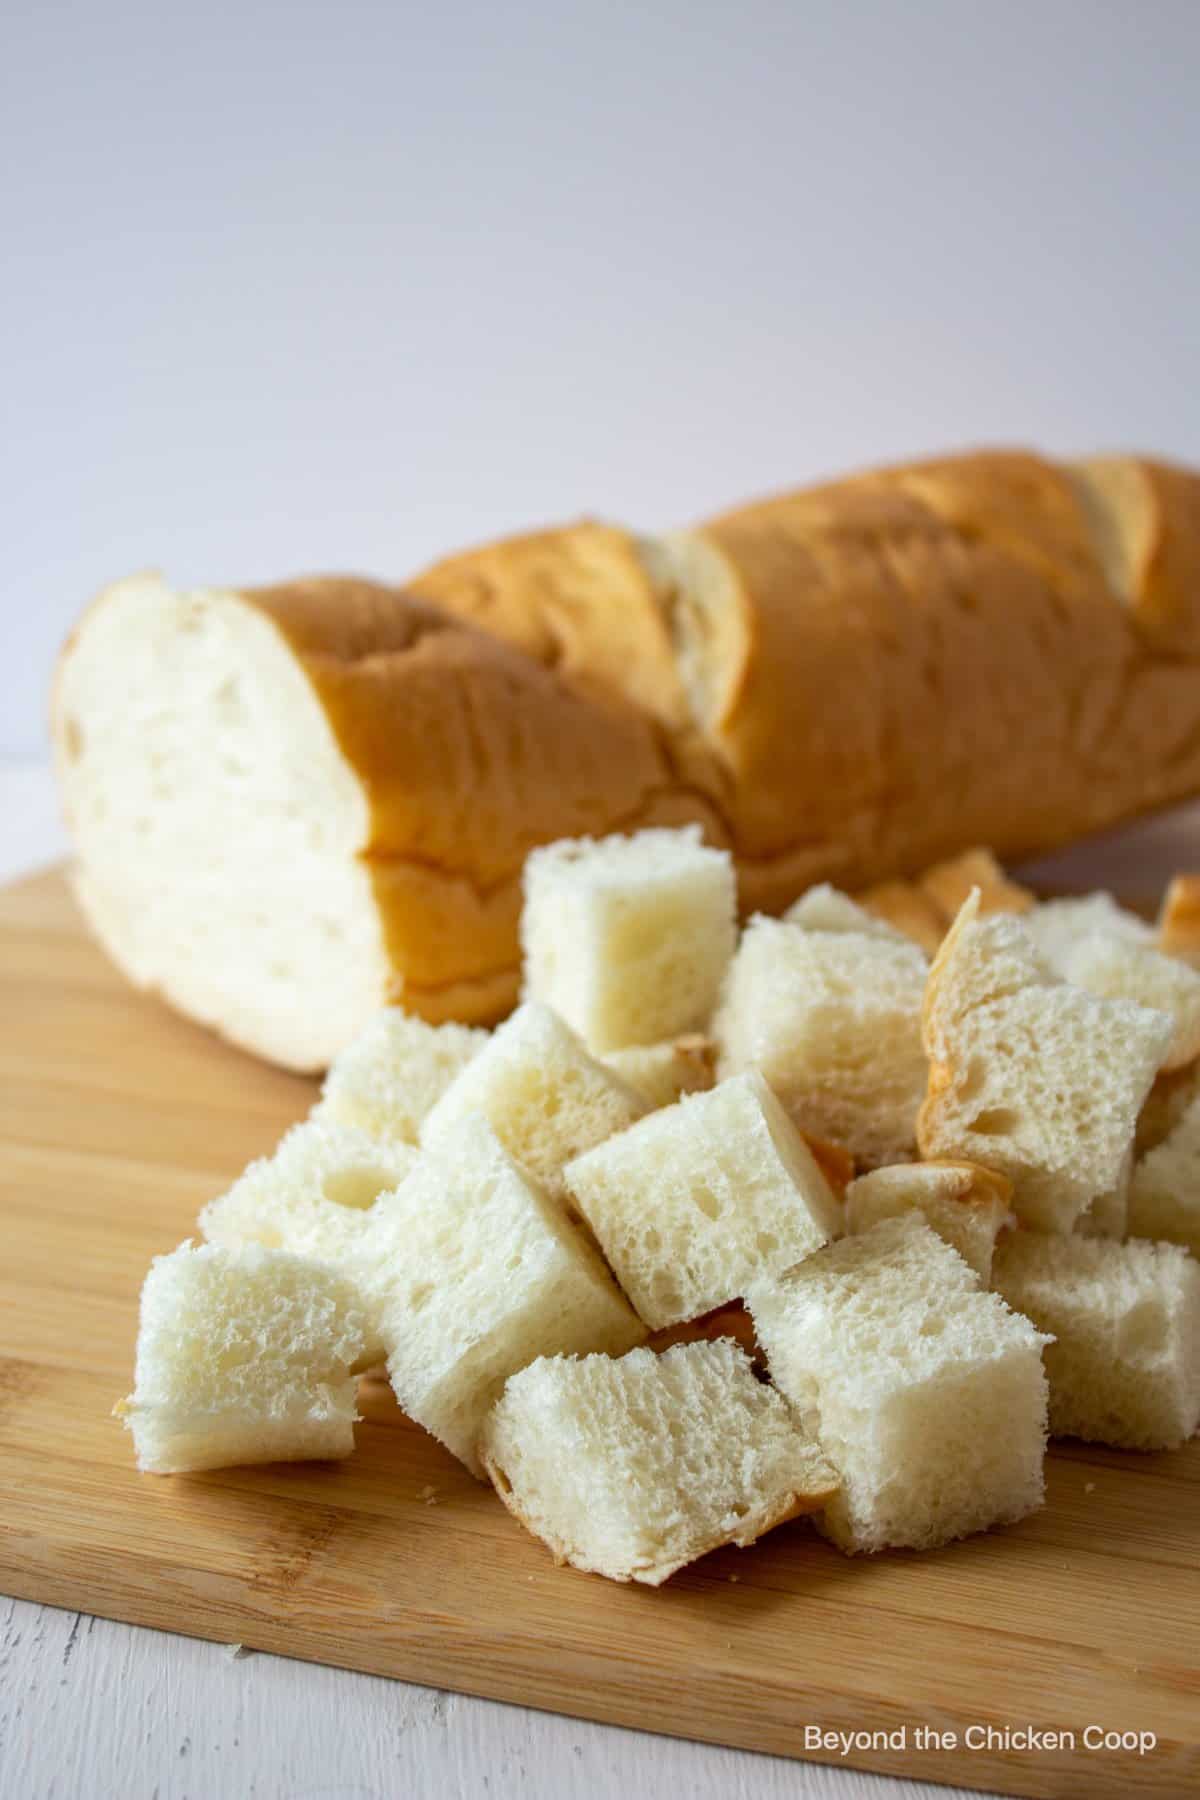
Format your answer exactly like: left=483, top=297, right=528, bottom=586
left=5, top=0, right=1200, bottom=759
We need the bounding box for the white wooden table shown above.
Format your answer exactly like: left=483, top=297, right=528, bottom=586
left=12, top=756, right=1193, bottom=1800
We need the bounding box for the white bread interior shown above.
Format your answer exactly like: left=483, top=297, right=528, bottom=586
left=55, top=575, right=392, bottom=1070
left=1022, top=892, right=1153, bottom=974
left=117, top=1240, right=370, bottom=1473
left=600, top=1035, right=717, bottom=1109
left=783, top=883, right=910, bottom=942
left=919, top=893, right=1173, bottom=1232
left=992, top=1231, right=1200, bottom=1450
left=1057, top=934, right=1200, bottom=1071
left=844, top=1161, right=1013, bottom=1281
left=520, top=827, right=736, bottom=1051
left=748, top=1214, right=1050, bottom=1553
left=1130, top=1095, right=1200, bottom=1255
left=199, top=1117, right=416, bottom=1263
left=563, top=1071, right=842, bottom=1328
left=313, top=1008, right=488, bottom=1143
left=716, top=914, right=928, bottom=1167
left=358, top=1117, right=645, bottom=1475
left=479, top=1339, right=839, bottom=1585
left=420, top=1000, right=646, bottom=1204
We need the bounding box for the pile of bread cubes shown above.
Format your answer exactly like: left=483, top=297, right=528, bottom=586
left=118, top=832, right=1200, bottom=1585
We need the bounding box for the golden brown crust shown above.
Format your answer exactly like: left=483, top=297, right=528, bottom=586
left=1159, top=874, right=1200, bottom=962
left=390, top=452, right=1200, bottom=976
left=244, top=578, right=716, bottom=1020
left=406, top=521, right=694, bottom=735
left=798, top=1131, right=856, bottom=1200
left=918, top=848, right=1035, bottom=926
left=1072, top=456, right=1200, bottom=649
left=922, top=1158, right=1015, bottom=1211
left=687, top=453, right=1164, bottom=902
left=856, top=879, right=947, bottom=956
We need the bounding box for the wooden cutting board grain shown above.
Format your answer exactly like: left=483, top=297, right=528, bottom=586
left=1, top=868, right=1197, bottom=1800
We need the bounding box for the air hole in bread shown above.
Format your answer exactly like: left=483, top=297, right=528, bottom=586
left=969, top=1107, right=1020, bottom=1137
left=692, top=1187, right=721, bottom=1221
left=321, top=1167, right=397, bottom=1210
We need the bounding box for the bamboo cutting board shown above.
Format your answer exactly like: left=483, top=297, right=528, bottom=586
left=1, top=867, right=1197, bottom=1800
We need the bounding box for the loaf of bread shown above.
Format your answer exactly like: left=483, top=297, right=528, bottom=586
left=53, top=451, right=1200, bottom=1068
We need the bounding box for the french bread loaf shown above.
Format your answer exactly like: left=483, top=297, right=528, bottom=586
left=55, top=450, right=1200, bottom=1068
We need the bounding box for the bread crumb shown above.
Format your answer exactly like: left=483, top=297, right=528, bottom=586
left=1085, top=1481, right=1095, bottom=1493
left=225, top=1643, right=253, bottom=1661
left=418, top=1484, right=439, bottom=1505
left=728, top=1573, right=740, bottom=1583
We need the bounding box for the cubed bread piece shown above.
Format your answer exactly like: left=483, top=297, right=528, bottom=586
left=520, top=827, right=737, bottom=1051
left=1022, top=892, right=1153, bottom=974
left=564, top=1071, right=842, bottom=1329
left=845, top=1161, right=1013, bottom=1281
left=748, top=1214, right=1050, bottom=1553
left=313, top=1008, right=488, bottom=1142
left=917, top=847, right=1034, bottom=924
left=992, top=1232, right=1200, bottom=1449
left=602, top=1034, right=717, bottom=1109
left=1137, top=1062, right=1200, bottom=1154
left=359, top=1116, right=645, bottom=1474
left=855, top=879, right=946, bottom=956
left=1057, top=934, right=1200, bottom=1070
left=479, top=1340, right=839, bottom=1585
left=420, top=1001, right=646, bottom=1201
left=715, top=914, right=928, bottom=1167
left=1159, top=874, right=1200, bottom=965
left=784, top=883, right=911, bottom=943
left=199, top=1118, right=416, bottom=1265
left=117, top=1242, right=370, bottom=1473
left=1130, top=1096, right=1200, bottom=1254
left=919, top=893, right=1173, bottom=1233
